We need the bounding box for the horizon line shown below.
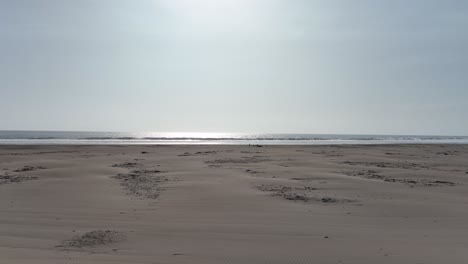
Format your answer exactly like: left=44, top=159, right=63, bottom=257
left=0, top=130, right=467, bottom=138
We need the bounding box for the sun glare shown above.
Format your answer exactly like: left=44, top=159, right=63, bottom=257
left=166, top=0, right=249, bottom=10
left=178, top=0, right=241, bottom=8
left=160, top=0, right=257, bottom=29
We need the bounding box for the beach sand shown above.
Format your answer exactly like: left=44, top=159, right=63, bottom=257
left=0, top=144, right=467, bottom=264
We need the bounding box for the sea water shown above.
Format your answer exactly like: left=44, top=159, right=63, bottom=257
left=0, top=131, right=467, bottom=145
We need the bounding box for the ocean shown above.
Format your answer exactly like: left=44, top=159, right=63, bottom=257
left=0, top=131, right=467, bottom=145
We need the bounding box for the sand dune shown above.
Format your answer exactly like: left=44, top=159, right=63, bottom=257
left=1, top=144, right=468, bottom=264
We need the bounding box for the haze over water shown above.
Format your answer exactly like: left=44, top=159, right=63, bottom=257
left=1, top=1, right=468, bottom=136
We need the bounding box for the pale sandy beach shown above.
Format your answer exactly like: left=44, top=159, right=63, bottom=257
left=1, top=144, right=468, bottom=264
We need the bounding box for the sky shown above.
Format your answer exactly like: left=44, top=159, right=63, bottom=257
left=1, top=0, right=467, bottom=135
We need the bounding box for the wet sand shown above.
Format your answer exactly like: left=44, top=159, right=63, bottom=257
left=1, top=144, right=468, bottom=264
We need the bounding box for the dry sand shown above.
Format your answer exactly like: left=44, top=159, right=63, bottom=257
left=0, top=144, right=468, bottom=264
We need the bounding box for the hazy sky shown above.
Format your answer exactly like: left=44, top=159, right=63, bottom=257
left=1, top=0, right=467, bottom=135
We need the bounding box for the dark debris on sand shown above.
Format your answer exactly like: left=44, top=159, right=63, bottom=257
left=343, top=161, right=430, bottom=170
left=344, top=170, right=457, bottom=187
left=111, top=162, right=142, bottom=168
left=206, top=156, right=271, bottom=165
left=58, top=230, right=124, bottom=249
left=13, top=166, right=46, bottom=172
left=178, top=151, right=219, bottom=157
left=0, top=174, right=38, bottom=185
left=245, top=169, right=265, bottom=174
left=111, top=163, right=169, bottom=199
left=255, top=184, right=351, bottom=204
